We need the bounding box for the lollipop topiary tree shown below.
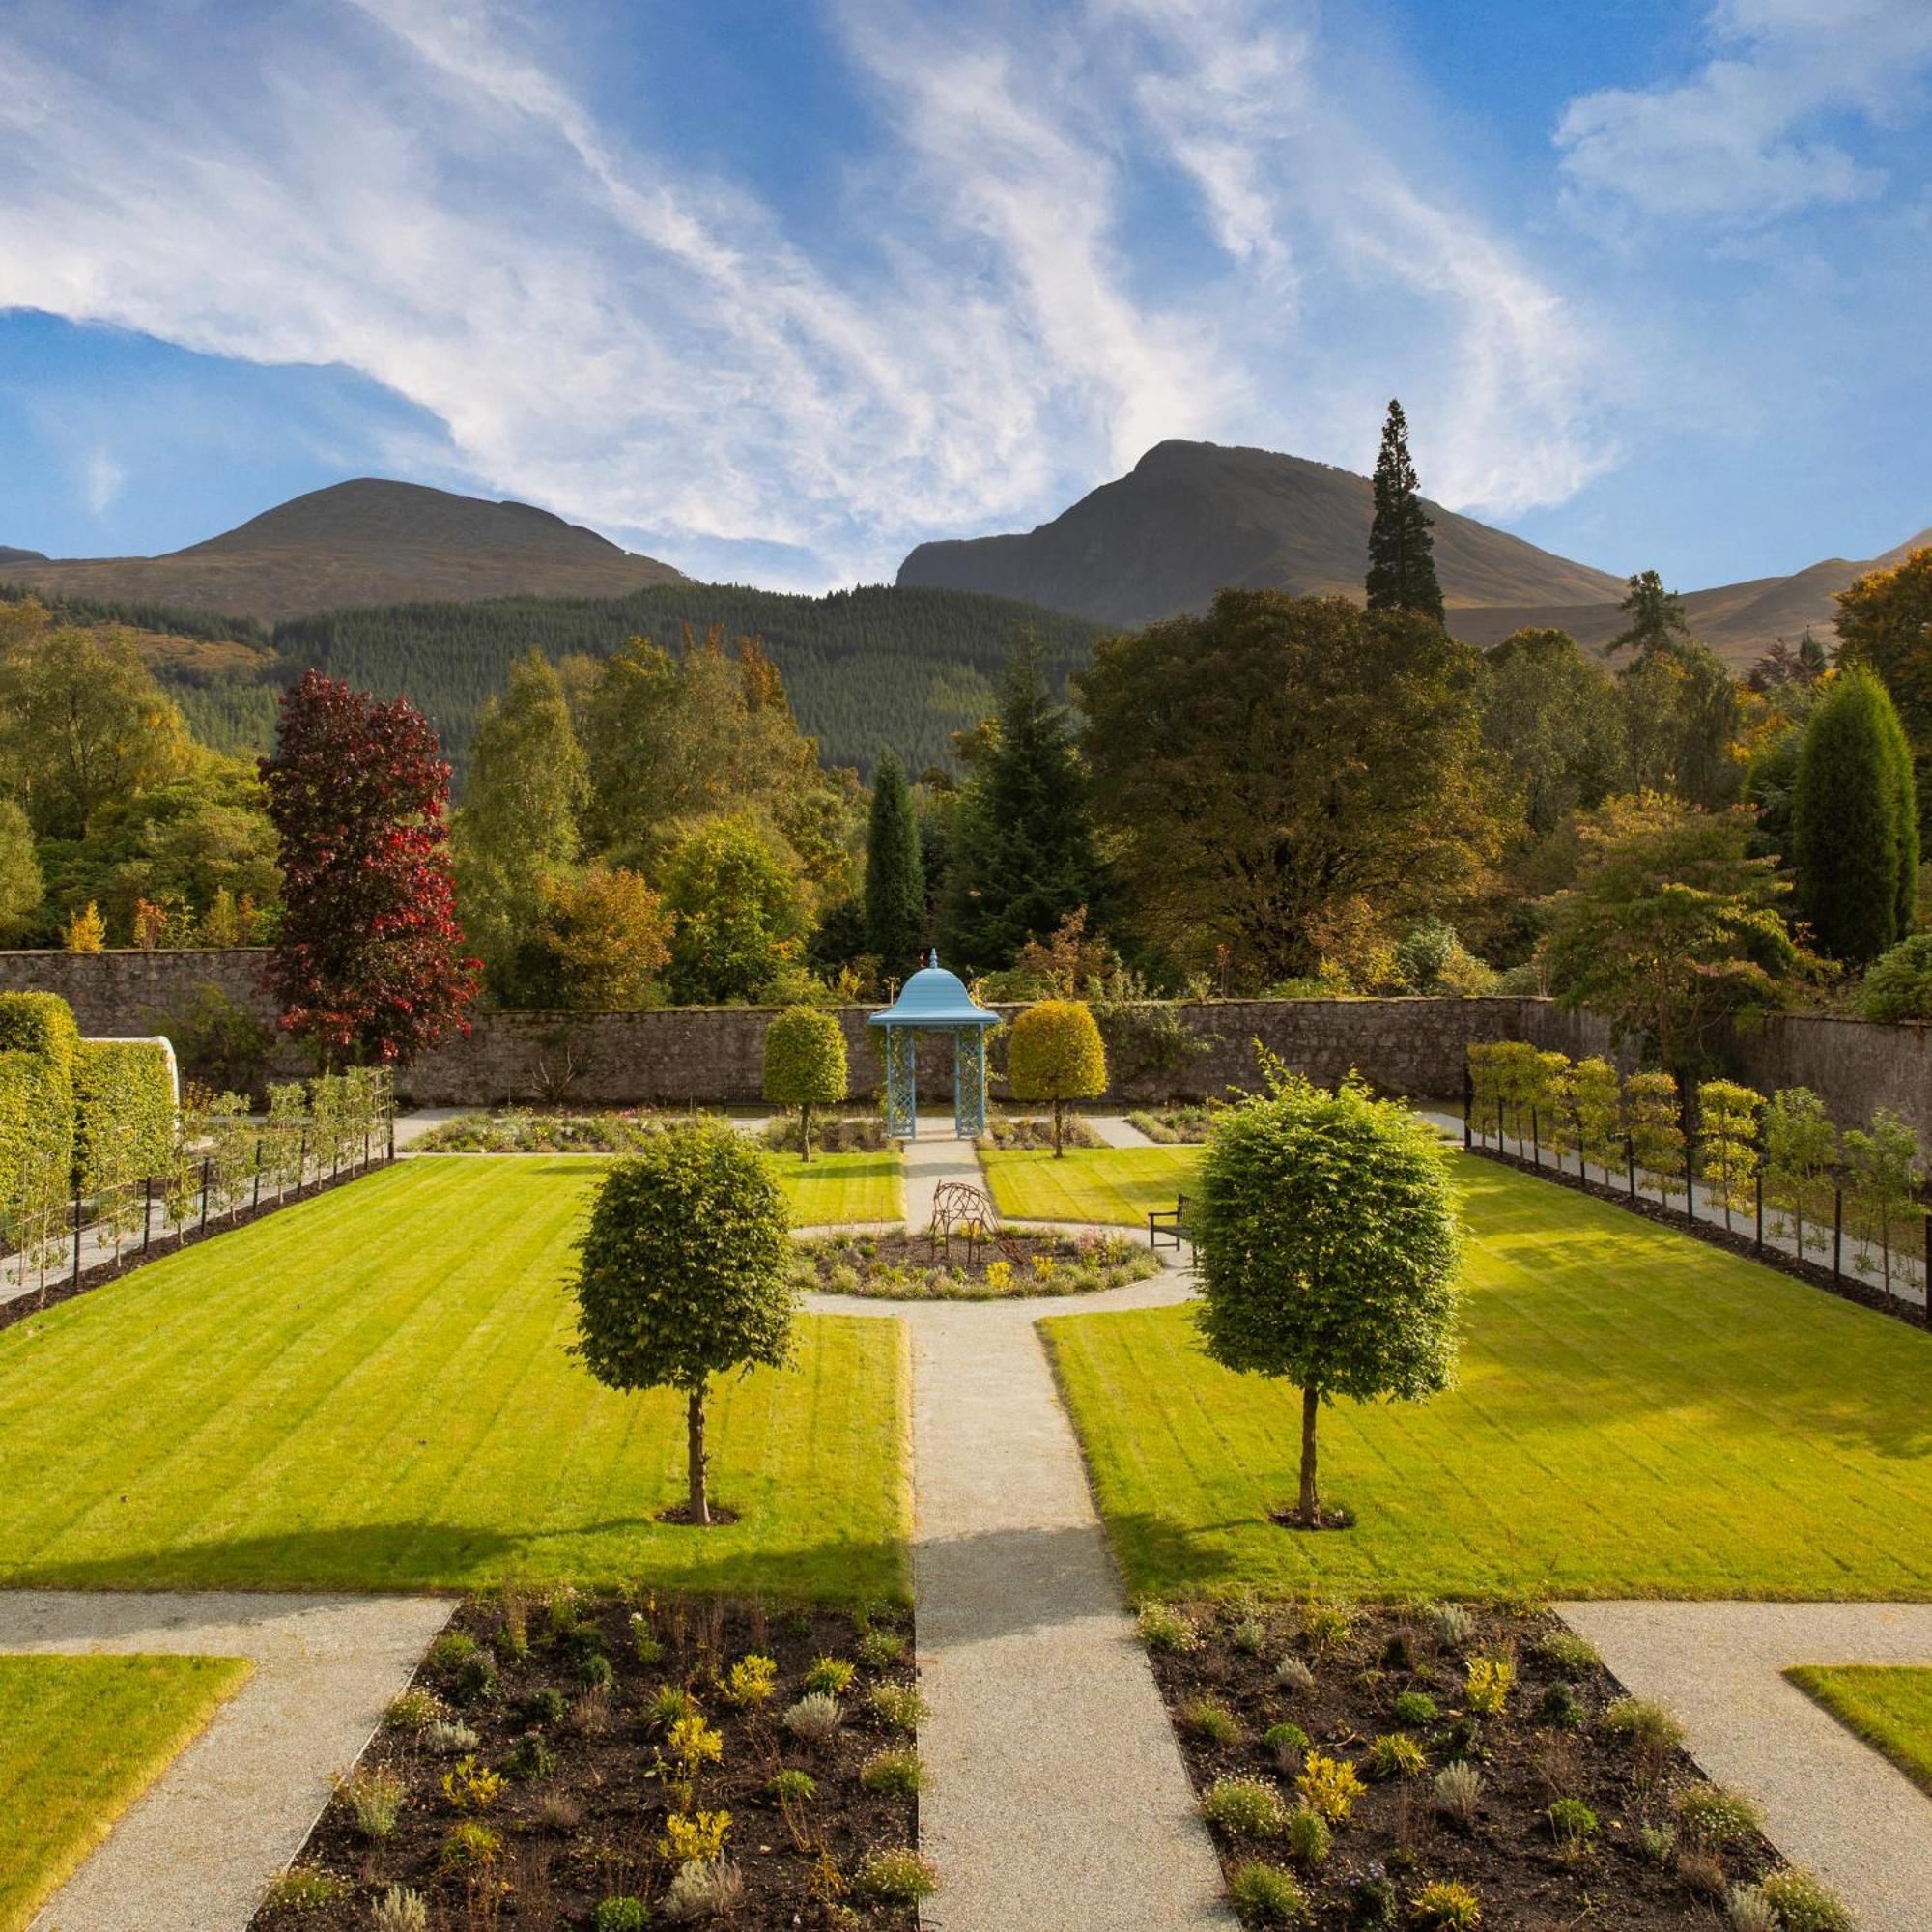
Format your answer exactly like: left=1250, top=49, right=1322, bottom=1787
left=1194, top=1068, right=1462, bottom=1529
left=1007, top=999, right=1107, bottom=1156
left=762, top=1006, right=850, bottom=1161
left=571, top=1119, right=795, bottom=1525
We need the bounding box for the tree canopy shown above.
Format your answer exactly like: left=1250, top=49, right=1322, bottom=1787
left=1364, top=400, right=1444, bottom=623
left=1006, top=999, right=1108, bottom=1155
left=1835, top=546, right=1932, bottom=835
left=864, top=749, right=925, bottom=980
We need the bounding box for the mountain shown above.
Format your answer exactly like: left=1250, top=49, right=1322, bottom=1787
left=0, top=546, right=46, bottom=563
left=0, top=479, right=686, bottom=622
left=897, top=440, right=1628, bottom=627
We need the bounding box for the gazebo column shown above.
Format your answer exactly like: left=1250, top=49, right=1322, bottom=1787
left=884, top=1024, right=918, bottom=1140
left=952, top=1026, right=988, bottom=1138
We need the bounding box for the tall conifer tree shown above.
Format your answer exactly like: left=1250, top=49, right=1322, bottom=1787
left=1791, top=666, right=1919, bottom=964
left=864, top=749, right=925, bottom=977
left=1364, top=400, right=1444, bottom=623
left=944, top=634, right=1108, bottom=971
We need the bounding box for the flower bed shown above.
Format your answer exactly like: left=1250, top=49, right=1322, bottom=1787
left=791, top=1229, right=1160, bottom=1300
left=978, top=1113, right=1105, bottom=1151
left=1127, top=1104, right=1218, bottom=1144
left=1144, top=1598, right=1844, bottom=1930
left=413, top=1111, right=672, bottom=1153
left=252, top=1592, right=931, bottom=1930
left=763, top=1115, right=891, bottom=1154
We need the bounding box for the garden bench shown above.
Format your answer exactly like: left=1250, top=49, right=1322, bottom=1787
left=1148, top=1191, right=1192, bottom=1251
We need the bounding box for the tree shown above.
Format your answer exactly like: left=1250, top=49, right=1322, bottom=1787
left=571, top=1121, right=795, bottom=1525
left=1079, top=590, right=1506, bottom=983
left=1605, top=570, right=1691, bottom=663
left=1543, top=793, right=1803, bottom=1079
left=1764, top=1087, right=1837, bottom=1260
left=1791, top=667, right=1918, bottom=963
left=1006, top=999, right=1108, bottom=1155
left=261, top=670, right=479, bottom=1067
left=944, top=635, right=1109, bottom=972
left=531, top=866, right=671, bottom=1010
left=453, top=650, right=587, bottom=1000
left=1617, top=639, right=1744, bottom=809
left=660, top=814, right=811, bottom=1006
left=1834, top=545, right=1932, bottom=833
left=864, top=750, right=924, bottom=980
left=1696, top=1079, right=1765, bottom=1229
left=1855, top=932, right=1932, bottom=1022
left=0, top=800, right=43, bottom=941
left=0, top=614, right=193, bottom=838
left=762, top=1006, right=849, bottom=1160
left=1478, top=629, right=1627, bottom=835
left=62, top=901, right=104, bottom=952
left=1364, top=400, right=1444, bottom=623
left=1194, top=1071, right=1461, bottom=1527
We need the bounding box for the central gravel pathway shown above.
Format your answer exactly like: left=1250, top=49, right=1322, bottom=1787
left=809, top=1125, right=1230, bottom=1931
left=1559, top=1601, right=1932, bottom=1932
left=3, top=1590, right=451, bottom=1932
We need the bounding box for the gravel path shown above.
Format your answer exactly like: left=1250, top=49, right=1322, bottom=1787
left=1558, top=1601, right=1932, bottom=1932
left=3, top=1591, right=451, bottom=1932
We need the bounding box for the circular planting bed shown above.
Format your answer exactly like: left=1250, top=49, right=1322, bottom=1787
left=791, top=1229, right=1162, bottom=1300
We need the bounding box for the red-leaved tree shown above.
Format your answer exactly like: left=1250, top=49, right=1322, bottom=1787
left=262, top=670, right=479, bottom=1067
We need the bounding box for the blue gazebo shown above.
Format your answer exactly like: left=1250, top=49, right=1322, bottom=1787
left=868, top=952, right=1000, bottom=1140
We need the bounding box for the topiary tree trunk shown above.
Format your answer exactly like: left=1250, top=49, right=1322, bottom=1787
left=687, top=1380, right=710, bottom=1525
left=1299, top=1383, right=1321, bottom=1524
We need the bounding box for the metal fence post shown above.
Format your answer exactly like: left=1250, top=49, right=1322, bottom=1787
left=1833, top=1188, right=1843, bottom=1284
left=1627, top=1136, right=1637, bottom=1201
left=1923, top=1209, right=1931, bottom=1329
left=1531, top=1106, right=1541, bottom=1171
left=1686, top=1146, right=1697, bottom=1226
left=1754, top=1164, right=1764, bottom=1253
left=298, top=1127, right=308, bottom=1198
left=199, top=1158, right=210, bottom=1236
left=253, top=1138, right=263, bottom=1213
left=143, top=1176, right=154, bottom=1255
left=1463, top=1066, right=1473, bottom=1150
left=71, top=1184, right=82, bottom=1287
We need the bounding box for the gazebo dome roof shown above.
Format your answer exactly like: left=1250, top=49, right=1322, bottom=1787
left=867, top=952, right=999, bottom=1029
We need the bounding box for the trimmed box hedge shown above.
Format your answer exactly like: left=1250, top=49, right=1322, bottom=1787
left=74, top=1041, right=177, bottom=1190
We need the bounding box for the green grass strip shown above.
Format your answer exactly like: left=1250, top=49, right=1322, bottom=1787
left=1785, top=1665, right=1932, bottom=1793
left=0, top=1653, right=252, bottom=1932
left=0, top=1159, right=910, bottom=1601
left=1044, top=1154, right=1932, bottom=1601
left=980, top=1145, right=1202, bottom=1225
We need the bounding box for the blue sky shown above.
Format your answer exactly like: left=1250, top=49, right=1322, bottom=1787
left=2, top=0, right=1928, bottom=593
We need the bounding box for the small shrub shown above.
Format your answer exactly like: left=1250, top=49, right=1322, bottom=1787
left=1285, top=1804, right=1331, bottom=1866
left=1263, top=1720, right=1310, bottom=1770
left=1727, top=1887, right=1781, bottom=1932
left=804, top=1655, right=855, bottom=1697
left=661, top=1858, right=745, bottom=1921
left=660, top=1808, right=732, bottom=1863
left=1463, top=1655, right=1515, bottom=1716
left=1393, top=1690, right=1438, bottom=1727
left=261, top=1869, right=345, bottom=1911
left=1232, top=1613, right=1269, bottom=1656
left=1431, top=1604, right=1473, bottom=1651
left=1229, top=1860, right=1309, bottom=1925
left=1301, top=1603, right=1352, bottom=1653
left=426, top=1631, right=480, bottom=1672
left=1433, top=1760, right=1484, bottom=1827
left=577, top=1650, right=614, bottom=1691
left=858, top=1627, right=906, bottom=1668
left=1438, top=1715, right=1481, bottom=1762
left=784, top=1691, right=843, bottom=1742
left=422, top=1719, right=477, bottom=1755
left=439, top=1821, right=502, bottom=1869
left=505, top=1732, right=556, bottom=1782
left=869, top=1682, right=927, bottom=1732
left=1183, top=1696, right=1244, bottom=1746
left=661, top=1715, right=724, bottom=1779
left=861, top=1747, right=926, bottom=1795
left=337, top=1765, right=406, bottom=1839
left=1294, top=1752, right=1364, bottom=1825
left=1547, top=1797, right=1598, bottom=1849
left=535, top=1790, right=583, bottom=1833
left=1409, top=1878, right=1483, bottom=1929
left=440, top=1755, right=504, bottom=1813
left=1602, top=1696, right=1684, bottom=1751
left=722, top=1654, right=777, bottom=1706
left=854, top=1846, right=941, bottom=1904
left=1365, top=1733, right=1427, bottom=1781
left=650, top=1684, right=701, bottom=1730
left=771, top=1767, right=817, bottom=1802
left=371, top=1886, right=429, bottom=1932
left=1137, top=1602, right=1200, bottom=1653
left=1200, top=1776, right=1291, bottom=1839
left=1676, top=1846, right=1729, bottom=1899
left=1675, top=1781, right=1763, bottom=1850
left=1349, top=1872, right=1401, bottom=1927
left=525, top=1685, right=569, bottom=1725
left=1539, top=1682, right=1584, bottom=1729
left=1538, top=1629, right=1600, bottom=1678
left=594, top=1901, right=650, bottom=1932
left=1275, top=1655, right=1316, bottom=1693
left=1636, top=1821, right=1677, bottom=1864
left=628, top=1610, right=664, bottom=1664
left=1758, top=1867, right=1852, bottom=1931
left=384, top=1687, right=444, bottom=1733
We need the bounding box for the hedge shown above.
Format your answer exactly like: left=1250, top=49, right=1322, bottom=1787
left=0, top=992, right=79, bottom=1192
left=74, top=1040, right=178, bottom=1191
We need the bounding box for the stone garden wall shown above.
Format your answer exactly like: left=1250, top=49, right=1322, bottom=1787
left=0, top=949, right=1923, bottom=1143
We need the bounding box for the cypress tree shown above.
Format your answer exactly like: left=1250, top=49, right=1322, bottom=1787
left=864, top=749, right=925, bottom=976
left=1791, top=667, right=1919, bottom=964
left=944, top=633, right=1109, bottom=971
left=1364, top=399, right=1444, bottom=623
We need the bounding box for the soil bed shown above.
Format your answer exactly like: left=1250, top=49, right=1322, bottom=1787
left=253, top=1593, right=923, bottom=1931
left=977, top=1114, right=1105, bottom=1151
left=764, top=1116, right=890, bottom=1154
left=791, top=1228, right=1160, bottom=1299
left=413, top=1112, right=672, bottom=1154
left=1126, top=1104, right=1218, bottom=1144
left=1151, top=1599, right=1810, bottom=1930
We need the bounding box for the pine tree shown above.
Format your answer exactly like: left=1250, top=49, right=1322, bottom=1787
left=1605, top=570, right=1691, bottom=662
left=1791, top=666, right=1919, bottom=964
left=1364, top=400, right=1444, bottom=623
left=864, top=749, right=925, bottom=977
left=944, top=634, right=1109, bottom=972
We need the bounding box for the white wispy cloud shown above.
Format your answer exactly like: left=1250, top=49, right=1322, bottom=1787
left=1556, top=0, right=1932, bottom=225
left=0, top=0, right=1620, bottom=581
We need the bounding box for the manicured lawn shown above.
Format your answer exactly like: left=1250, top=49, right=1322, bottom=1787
left=0, top=1159, right=909, bottom=1600
left=1044, top=1154, right=1932, bottom=1601
left=1786, top=1666, right=1932, bottom=1794
left=0, top=1653, right=252, bottom=1932
left=770, top=1149, right=902, bottom=1226
left=980, top=1145, right=1202, bottom=1226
